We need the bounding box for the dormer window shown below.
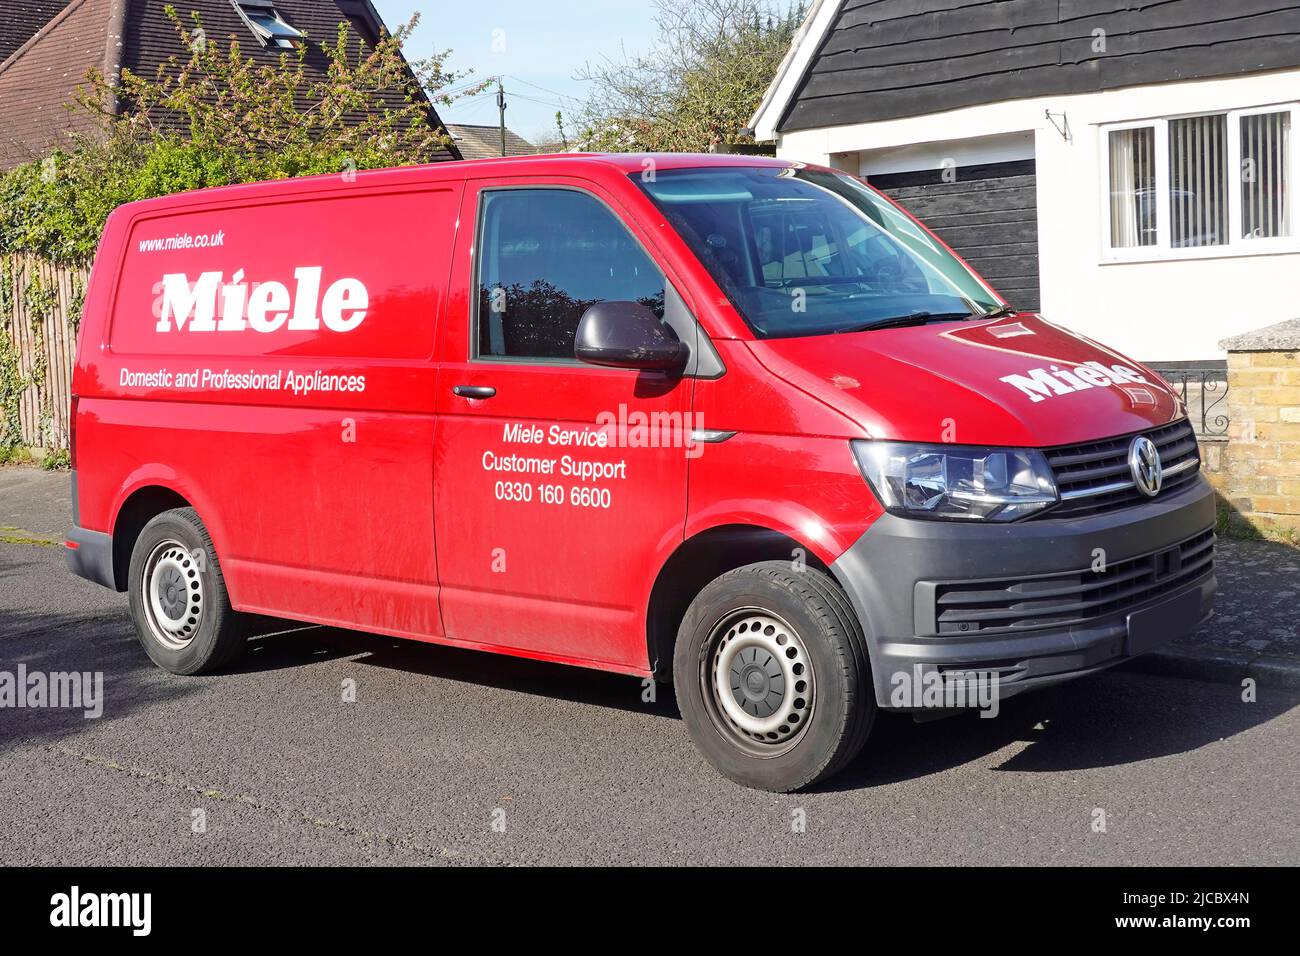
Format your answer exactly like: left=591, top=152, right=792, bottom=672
left=231, top=0, right=304, bottom=49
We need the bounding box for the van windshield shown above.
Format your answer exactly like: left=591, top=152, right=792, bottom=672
left=634, top=166, right=1003, bottom=338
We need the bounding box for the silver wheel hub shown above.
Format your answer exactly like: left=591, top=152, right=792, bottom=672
left=143, top=540, right=204, bottom=650
left=709, top=610, right=814, bottom=746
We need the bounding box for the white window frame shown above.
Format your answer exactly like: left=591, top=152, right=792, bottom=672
left=1099, top=103, right=1300, bottom=263
left=230, top=0, right=304, bottom=50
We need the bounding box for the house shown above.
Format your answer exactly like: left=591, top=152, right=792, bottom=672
left=445, top=123, right=537, bottom=159
left=0, top=0, right=460, bottom=170
left=750, top=0, right=1300, bottom=363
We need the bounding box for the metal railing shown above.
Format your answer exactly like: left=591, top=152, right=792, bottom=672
left=1148, top=364, right=1229, bottom=437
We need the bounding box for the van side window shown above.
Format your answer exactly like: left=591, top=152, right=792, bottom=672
left=475, top=189, right=666, bottom=360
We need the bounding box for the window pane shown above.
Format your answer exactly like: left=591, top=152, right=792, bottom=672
left=1241, top=111, right=1291, bottom=240
left=1168, top=115, right=1227, bottom=248
left=476, top=190, right=665, bottom=360
left=1108, top=127, right=1156, bottom=247
left=248, top=13, right=302, bottom=40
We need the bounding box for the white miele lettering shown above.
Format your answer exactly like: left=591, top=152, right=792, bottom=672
left=322, top=277, right=368, bottom=332
left=156, top=268, right=370, bottom=333
left=158, top=271, right=221, bottom=332
left=218, top=269, right=247, bottom=331
left=289, top=266, right=322, bottom=331
left=248, top=281, right=290, bottom=333
left=999, top=361, right=1149, bottom=403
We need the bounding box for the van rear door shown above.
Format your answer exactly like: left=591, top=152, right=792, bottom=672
left=433, top=178, right=693, bottom=672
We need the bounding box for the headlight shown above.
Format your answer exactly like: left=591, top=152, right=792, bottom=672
left=852, top=441, right=1058, bottom=521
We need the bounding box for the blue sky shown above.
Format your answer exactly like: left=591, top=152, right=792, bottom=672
left=371, top=1, right=657, bottom=145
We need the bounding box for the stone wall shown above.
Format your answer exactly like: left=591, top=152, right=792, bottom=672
left=1197, top=437, right=1229, bottom=496
left=1219, top=320, right=1300, bottom=533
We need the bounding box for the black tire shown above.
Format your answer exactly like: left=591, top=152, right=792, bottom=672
left=127, top=507, right=247, bottom=675
left=673, top=561, right=875, bottom=791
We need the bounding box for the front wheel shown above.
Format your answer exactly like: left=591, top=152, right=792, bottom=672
left=673, top=561, right=875, bottom=791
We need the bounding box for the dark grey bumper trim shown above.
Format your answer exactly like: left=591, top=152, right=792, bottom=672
left=830, top=476, right=1218, bottom=708
left=65, top=526, right=117, bottom=591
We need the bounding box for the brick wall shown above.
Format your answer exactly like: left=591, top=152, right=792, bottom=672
left=1220, top=320, right=1300, bottom=533
left=1197, top=436, right=1228, bottom=496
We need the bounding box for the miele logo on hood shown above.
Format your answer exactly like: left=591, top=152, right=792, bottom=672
left=999, top=361, right=1151, bottom=403
left=156, top=267, right=369, bottom=334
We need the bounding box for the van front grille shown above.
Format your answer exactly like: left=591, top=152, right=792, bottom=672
left=930, top=529, right=1214, bottom=635
left=1037, top=419, right=1200, bottom=519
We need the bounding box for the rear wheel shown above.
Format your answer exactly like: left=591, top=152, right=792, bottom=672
left=127, top=508, right=246, bottom=675
left=673, top=561, right=874, bottom=791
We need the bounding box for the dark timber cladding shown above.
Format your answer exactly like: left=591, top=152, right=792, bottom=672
left=781, top=0, right=1300, bottom=131
left=871, top=161, right=1040, bottom=311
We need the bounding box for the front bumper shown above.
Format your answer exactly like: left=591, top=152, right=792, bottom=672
left=831, top=475, right=1217, bottom=709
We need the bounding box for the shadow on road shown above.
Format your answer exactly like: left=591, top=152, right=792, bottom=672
left=0, top=603, right=196, bottom=758
left=296, top=625, right=680, bottom=719
left=226, top=622, right=359, bottom=675
left=5, top=579, right=1292, bottom=789
left=233, top=620, right=1294, bottom=787
left=826, top=669, right=1296, bottom=791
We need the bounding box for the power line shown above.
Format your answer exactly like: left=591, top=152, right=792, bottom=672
left=448, top=99, right=500, bottom=121
left=508, top=91, right=569, bottom=110
left=456, top=89, right=500, bottom=104
left=502, top=74, right=583, bottom=106
left=437, top=74, right=501, bottom=98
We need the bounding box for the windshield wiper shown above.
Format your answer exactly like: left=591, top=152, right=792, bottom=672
left=981, top=304, right=1018, bottom=319
left=836, top=310, right=976, bottom=333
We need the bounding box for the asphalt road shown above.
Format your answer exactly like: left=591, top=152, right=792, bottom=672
left=2, top=536, right=1297, bottom=866
left=0, top=469, right=69, bottom=542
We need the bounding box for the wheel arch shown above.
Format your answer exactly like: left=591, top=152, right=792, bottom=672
left=645, top=523, right=833, bottom=681
left=109, top=485, right=197, bottom=591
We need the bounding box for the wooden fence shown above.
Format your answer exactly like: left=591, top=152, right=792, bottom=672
left=1, top=253, right=89, bottom=451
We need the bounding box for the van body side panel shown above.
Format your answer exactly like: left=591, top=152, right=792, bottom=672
left=684, top=341, right=880, bottom=564
left=89, top=184, right=460, bottom=638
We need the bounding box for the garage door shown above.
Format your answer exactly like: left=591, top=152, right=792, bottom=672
left=869, top=160, right=1040, bottom=313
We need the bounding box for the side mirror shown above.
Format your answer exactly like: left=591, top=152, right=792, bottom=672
left=574, top=301, right=688, bottom=371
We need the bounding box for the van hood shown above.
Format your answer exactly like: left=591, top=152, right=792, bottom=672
left=745, top=314, right=1184, bottom=446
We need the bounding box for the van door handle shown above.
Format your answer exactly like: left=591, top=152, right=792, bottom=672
left=453, top=385, right=496, bottom=399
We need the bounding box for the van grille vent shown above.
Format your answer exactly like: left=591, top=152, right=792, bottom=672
left=1037, top=419, right=1200, bottom=519
left=932, top=529, right=1213, bottom=635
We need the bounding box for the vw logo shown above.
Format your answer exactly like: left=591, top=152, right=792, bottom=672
left=1128, top=435, right=1163, bottom=497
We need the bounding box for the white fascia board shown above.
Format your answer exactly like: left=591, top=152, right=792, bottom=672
left=749, top=0, right=844, bottom=142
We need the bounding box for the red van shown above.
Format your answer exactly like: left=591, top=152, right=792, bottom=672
left=65, top=154, right=1214, bottom=791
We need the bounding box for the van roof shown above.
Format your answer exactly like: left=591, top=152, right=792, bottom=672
left=109, top=152, right=802, bottom=218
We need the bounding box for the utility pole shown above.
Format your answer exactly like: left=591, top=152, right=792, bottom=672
left=496, top=78, right=507, bottom=157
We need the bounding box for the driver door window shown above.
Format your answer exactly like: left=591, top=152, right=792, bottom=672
left=476, top=189, right=666, bottom=361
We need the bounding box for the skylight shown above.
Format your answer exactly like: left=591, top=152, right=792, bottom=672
left=231, top=1, right=304, bottom=49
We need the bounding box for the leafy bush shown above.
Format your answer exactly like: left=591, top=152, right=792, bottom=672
left=40, top=447, right=70, bottom=470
